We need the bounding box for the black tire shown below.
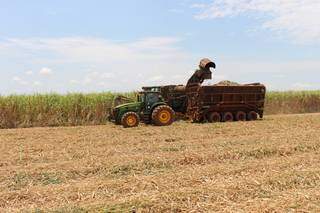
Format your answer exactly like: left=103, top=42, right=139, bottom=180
left=223, top=112, right=234, bottom=122
left=152, top=105, right=175, bottom=126
left=236, top=111, right=246, bottom=121
left=247, top=111, right=258, bottom=121
left=115, top=118, right=121, bottom=125
left=207, top=112, right=221, bottom=123
left=121, top=112, right=140, bottom=128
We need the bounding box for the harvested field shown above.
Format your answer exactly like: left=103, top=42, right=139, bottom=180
left=1, top=113, right=320, bottom=212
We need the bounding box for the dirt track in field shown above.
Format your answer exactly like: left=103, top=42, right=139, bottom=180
left=1, top=113, right=320, bottom=212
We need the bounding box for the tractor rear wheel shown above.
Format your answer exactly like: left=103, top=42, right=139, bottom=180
left=236, top=111, right=246, bottom=121
left=207, top=112, right=221, bottom=123
left=152, top=105, right=175, bottom=126
left=247, top=111, right=258, bottom=121
left=223, top=112, right=234, bottom=122
left=121, top=112, right=140, bottom=128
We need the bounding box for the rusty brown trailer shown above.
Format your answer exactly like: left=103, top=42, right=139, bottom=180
left=142, top=58, right=266, bottom=123
left=185, top=83, right=266, bottom=122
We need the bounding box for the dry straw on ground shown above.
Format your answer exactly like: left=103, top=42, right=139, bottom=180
left=1, top=113, right=320, bottom=212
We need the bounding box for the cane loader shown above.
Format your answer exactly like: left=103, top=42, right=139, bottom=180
left=110, top=58, right=266, bottom=127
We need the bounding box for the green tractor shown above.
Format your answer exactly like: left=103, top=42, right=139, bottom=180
left=109, top=91, right=175, bottom=128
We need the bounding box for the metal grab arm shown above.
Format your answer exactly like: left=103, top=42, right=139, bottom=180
left=186, top=58, right=216, bottom=87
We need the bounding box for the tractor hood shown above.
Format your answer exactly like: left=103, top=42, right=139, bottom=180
left=114, top=102, right=142, bottom=110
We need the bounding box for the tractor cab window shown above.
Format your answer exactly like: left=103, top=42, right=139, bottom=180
left=138, top=93, right=144, bottom=102
left=146, top=93, right=160, bottom=104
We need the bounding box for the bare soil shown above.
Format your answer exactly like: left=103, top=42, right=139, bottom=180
left=1, top=113, right=320, bottom=212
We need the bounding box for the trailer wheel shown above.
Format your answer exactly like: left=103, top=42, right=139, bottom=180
left=152, top=105, right=175, bottom=126
left=207, top=112, right=221, bottom=123
left=223, top=112, right=234, bottom=122
left=247, top=111, right=258, bottom=121
left=236, top=111, right=246, bottom=121
left=121, top=112, right=140, bottom=128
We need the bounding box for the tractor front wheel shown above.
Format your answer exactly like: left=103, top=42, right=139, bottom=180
left=121, top=112, right=140, bottom=128
left=152, top=105, right=175, bottom=126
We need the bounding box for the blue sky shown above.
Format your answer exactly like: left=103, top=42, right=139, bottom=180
left=1, top=0, right=319, bottom=94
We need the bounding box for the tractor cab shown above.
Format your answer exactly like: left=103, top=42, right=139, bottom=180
left=138, top=91, right=164, bottom=114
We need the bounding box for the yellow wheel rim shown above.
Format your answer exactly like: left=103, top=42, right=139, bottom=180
left=126, top=115, right=137, bottom=126
left=159, top=110, right=171, bottom=123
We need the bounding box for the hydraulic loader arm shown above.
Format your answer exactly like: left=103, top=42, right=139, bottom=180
left=186, top=58, right=216, bottom=88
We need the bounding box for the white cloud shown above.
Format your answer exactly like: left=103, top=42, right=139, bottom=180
left=213, top=74, right=227, bottom=81
left=12, top=76, right=28, bottom=85
left=98, top=82, right=108, bottom=87
left=292, top=82, right=317, bottom=90
left=272, top=74, right=286, bottom=78
left=83, top=76, right=93, bottom=85
left=25, top=70, right=33, bottom=75
left=193, top=0, right=320, bottom=43
left=218, top=59, right=320, bottom=74
left=190, top=3, right=207, bottom=9
left=33, top=81, right=42, bottom=87
left=101, top=72, right=115, bottom=79
left=1, top=36, right=191, bottom=93
left=0, top=36, right=190, bottom=92
left=13, top=76, right=41, bottom=87
left=168, top=9, right=184, bottom=13
left=12, top=76, right=21, bottom=82
left=39, top=67, right=52, bottom=75
left=69, top=80, right=80, bottom=85
left=172, top=74, right=185, bottom=79
left=71, top=71, right=117, bottom=86
left=10, top=36, right=320, bottom=92
left=147, top=75, right=164, bottom=83
left=83, top=72, right=101, bottom=85
left=129, top=37, right=183, bottom=52
left=2, top=36, right=187, bottom=64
